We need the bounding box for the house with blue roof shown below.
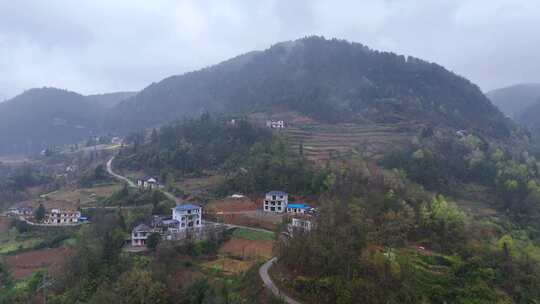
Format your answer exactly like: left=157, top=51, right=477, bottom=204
left=286, top=203, right=311, bottom=214
left=172, top=203, right=202, bottom=229
left=264, top=191, right=288, bottom=213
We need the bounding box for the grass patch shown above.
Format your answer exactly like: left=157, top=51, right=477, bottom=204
left=0, top=238, right=42, bottom=255
left=232, top=228, right=274, bottom=241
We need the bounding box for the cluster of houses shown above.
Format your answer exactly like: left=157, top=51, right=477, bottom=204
left=7, top=202, right=84, bottom=225
left=263, top=191, right=316, bottom=232
left=131, top=203, right=206, bottom=247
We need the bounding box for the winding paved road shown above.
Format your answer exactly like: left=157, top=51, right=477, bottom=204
left=106, top=156, right=136, bottom=188
left=260, top=257, right=301, bottom=304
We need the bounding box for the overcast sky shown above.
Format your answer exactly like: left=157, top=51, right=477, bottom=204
left=1, top=0, right=540, bottom=100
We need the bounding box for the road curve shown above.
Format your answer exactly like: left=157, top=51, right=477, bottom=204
left=260, top=257, right=301, bottom=304
left=106, top=156, right=136, bottom=188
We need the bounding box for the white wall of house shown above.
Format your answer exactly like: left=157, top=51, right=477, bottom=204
left=292, top=218, right=312, bottom=231
left=264, top=192, right=288, bottom=213
left=131, top=231, right=150, bottom=246
left=43, top=209, right=81, bottom=225
left=172, top=206, right=202, bottom=229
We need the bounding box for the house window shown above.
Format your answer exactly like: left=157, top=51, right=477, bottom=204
left=181, top=223, right=185, bottom=227
left=196, top=220, right=200, bottom=225
left=277, top=207, right=282, bottom=211
left=265, top=206, right=268, bottom=210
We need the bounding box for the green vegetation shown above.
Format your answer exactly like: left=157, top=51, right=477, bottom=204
left=116, top=114, right=271, bottom=178
left=382, top=129, right=540, bottom=232
left=111, top=36, right=515, bottom=141
left=0, top=221, right=76, bottom=255
left=278, top=158, right=540, bottom=303
left=232, top=228, right=275, bottom=241
left=34, top=203, right=45, bottom=222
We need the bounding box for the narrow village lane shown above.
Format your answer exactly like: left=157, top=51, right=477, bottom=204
left=259, top=257, right=301, bottom=304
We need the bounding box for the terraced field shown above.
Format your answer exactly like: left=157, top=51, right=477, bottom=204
left=282, top=122, right=420, bottom=162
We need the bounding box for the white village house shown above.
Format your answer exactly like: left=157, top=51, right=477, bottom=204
left=172, top=204, right=203, bottom=229
left=286, top=203, right=311, bottom=214
left=131, top=223, right=153, bottom=246
left=266, top=120, right=285, bottom=129
left=263, top=191, right=288, bottom=213
left=43, top=208, right=81, bottom=225
left=137, top=176, right=161, bottom=190
left=291, top=217, right=313, bottom=231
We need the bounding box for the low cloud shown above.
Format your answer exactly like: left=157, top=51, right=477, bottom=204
left=1, top=0, right=539, bottom=98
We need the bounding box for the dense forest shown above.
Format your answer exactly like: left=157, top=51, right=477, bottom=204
left=115, top=114, right=327, bottom=195
left=382, top=128, right=540, bottom=231
left=110, top=36, right=516, bottom=140
left=279, top=157, right=540, bottom=303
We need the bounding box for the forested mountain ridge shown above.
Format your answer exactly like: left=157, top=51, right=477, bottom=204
left=0, top=88, right=105, bottom=154
left=487, top=83, right=540, bottom=119
left=85, top=91, right=137, bottom=108
left=519, top=100, right=540, bottom=140
left=110, top=36, right=515, bottom=139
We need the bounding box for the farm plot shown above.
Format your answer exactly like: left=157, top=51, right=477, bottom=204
left=283, top=122, right=418, bottom=162
left=207, top=197, right=258, bottom=213
left=43, top=184, right=121, bottom=206
left=5, top=246, right=72, bottom=279
left=219, top=238, right=273, bottom=261
left=0, top=216, right=12, bottom=234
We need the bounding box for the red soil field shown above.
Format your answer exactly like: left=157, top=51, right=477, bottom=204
left=6, top=246, right=72, bottom=279
left=208, top=197, right=258, bottom=213
left=0, top=216, right=12, bottom=233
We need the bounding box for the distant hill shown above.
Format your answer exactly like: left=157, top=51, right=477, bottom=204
left=110, top=37, right=514, bottom=139
left=518, top=99, right=540, bottom=139
left=85, top=91, right=137, bottom=108
left=486, top=83, right=540, bottom=119
left=0, top=88, right=104, bottom=154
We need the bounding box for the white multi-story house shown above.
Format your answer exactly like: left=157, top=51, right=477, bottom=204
left=172, top=203, right=202, bottom=229
left=266, top=120, right=285, bottom=129
left=131, top=223, right=153, bottom=246
left=263, top=191, right=288, bottom=213
left=43, top=208, right=81, bottom=225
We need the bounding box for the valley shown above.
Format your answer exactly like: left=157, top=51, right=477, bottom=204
left=1, top=36, right=540, bottom=303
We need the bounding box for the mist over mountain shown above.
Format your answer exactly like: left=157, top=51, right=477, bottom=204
left=110, top=37, right=513, bottom=139
left=0, top=88, right=105, bottom=154
left=487, top=83, right=540, bottom=119
left=0, top=37, right=519, bottom=156
left=85, top=91, right=137, bottom=109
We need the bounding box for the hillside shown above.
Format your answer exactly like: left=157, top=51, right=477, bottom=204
left=85, top=91, right=137, bottom=108
left=110, top=37, right=514, bottom=139
left=0, top=88, right=104, bottom=154
left=487, top=83, right=540, bottom=119
left=519, top=100, right=540, bottom=140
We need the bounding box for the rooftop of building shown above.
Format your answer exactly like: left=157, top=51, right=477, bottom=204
left=173, top=203, right=202, bottom=212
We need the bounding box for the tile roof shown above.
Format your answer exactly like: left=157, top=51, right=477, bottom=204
left=266, top=191, right=287, bottom=196
left=132, top=223, right=152, bottom=232
left=173, top=203, right=201, bottom=211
